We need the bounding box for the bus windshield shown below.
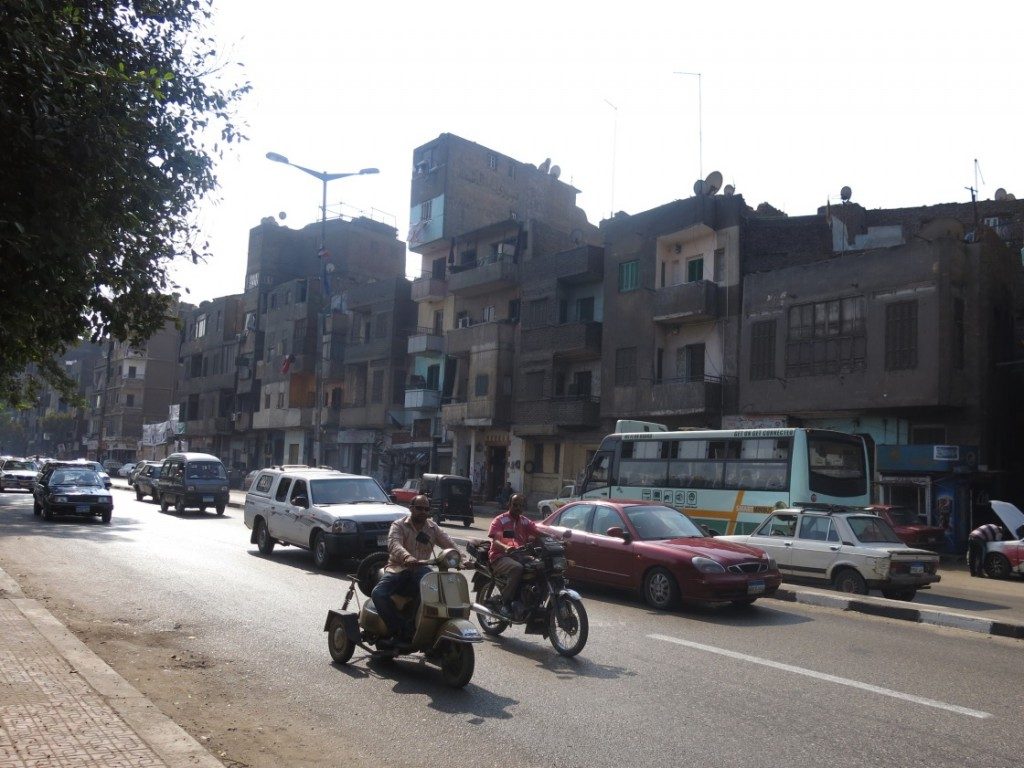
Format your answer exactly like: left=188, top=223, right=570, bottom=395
left=807, top=433, right=868, bottom=498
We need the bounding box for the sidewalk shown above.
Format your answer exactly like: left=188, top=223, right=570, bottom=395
left=0, top=566, right=222, bottom=768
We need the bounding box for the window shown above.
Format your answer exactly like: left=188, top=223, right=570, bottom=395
left=482, top=305, right=495, bottom=322
left=576, top=296, right=594, bottom=322
left=885, top=300, right=918, bottom=370
left=474, top=374, right=489, bottom=397
left=953, top=298, right=964, bottom=370
left=195, top=314, right=207, bottom=338
left=786, top=297, right=866, bottom=378
left=508, top=299, right=520, bottom=323
left=798, top=516, right=838, bottom=542
left=127, top=365, right=137, bottom=379
left=554, top=444, right=561, bottom=474
left=508, top=161, right=516, bottom=179
left=277, top=392, right=284, bottom=408
left=371, top=370, right=384, bottom=403
left=533, top=442, right=545, bottom=472
left=374, top=313, right=389, bottom=338
left=392, top=369, right=405, bottom=405
left=615, top=347, right=637, bottom=386
left=274, top=477, right=293, bottom=502
left=421, top=199, right=432, bottom=221
left=686, top=256, right=704, bottom=283
left=524, top=371, right=544, bottom=399
left=246, top=272, right=259, bottom=290
left=126, top=394, right=135, bottom=407
left=618, top=260, right=639, bottom=292
left=264, top=392, right=271, bottom=409
left=527, top=298, right=548, bottom=327
left=750, top=320, right=776, bottom=381
left=676, top=344, right=705, bottom=381
left=487, top=153, right=497, bottom=170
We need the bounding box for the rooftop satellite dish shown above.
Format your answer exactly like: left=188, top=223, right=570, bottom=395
left=550, top=164, right=561, bottom=179
left=840, top=186, right=853, bottom=202
left=704, top=171, right=723, bottom=196
left=538, top=158, right=551, bottom=173
left=278, top=211, right=287, bottom=220
left=994, top=188, right=1008, bottom=201
left=570, top=228, right=583, bottom=246
left=723, top=184, right=735, bottom=196
left=1008, top=193, right=1017, bottom=200
left=693, top=179, right=706, bottom=196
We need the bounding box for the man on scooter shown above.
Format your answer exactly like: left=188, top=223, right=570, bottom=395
left=372, top=494, right=459, bottom=643
left=487, top=493, right=539, bottom=619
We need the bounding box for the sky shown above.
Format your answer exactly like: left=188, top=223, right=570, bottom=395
left=173, top=0, right=1024, bottom=304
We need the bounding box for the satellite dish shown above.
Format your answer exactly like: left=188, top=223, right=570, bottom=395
left=570, top=228, right=583, bottom=246
left=693, top=179, right=706, bottom=196
left=704, top=171, right=723, bottom=196
left=723, top=184, right=735, bottom=196
left=278, top=211, right=287, bottom=220
left=550, top=165, right=561, bottom=179
left=1008, top=193, right=1017, bottom=200
left=840, top=186, right=852, bottom=202
left=994, top=188, right=1007, bottom=201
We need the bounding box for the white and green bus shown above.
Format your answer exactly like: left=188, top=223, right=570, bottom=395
left=579, top=420, right=870, bottom=534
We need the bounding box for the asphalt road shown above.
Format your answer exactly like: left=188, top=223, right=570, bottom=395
left=1, top=487, right=1021, bottom=768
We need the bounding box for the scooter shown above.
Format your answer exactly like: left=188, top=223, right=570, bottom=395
left=324, top=548, right=483, bottom=688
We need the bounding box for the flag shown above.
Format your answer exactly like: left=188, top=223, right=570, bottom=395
left=318, top=246, right=331, bottom=295
left=280, top=353, right=295, bottom=374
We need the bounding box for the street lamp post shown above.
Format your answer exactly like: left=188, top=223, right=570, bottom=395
left=265, top=152, right=378, bottom=467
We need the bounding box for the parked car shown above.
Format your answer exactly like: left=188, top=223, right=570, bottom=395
left=32, top=465, right=113, bottom=523
left=133, top=463, right=163, bottom=501
left=129, top=460, right=160, bottom=486
left=118, top=462, right=137, bottom=478
left=243, top=467, right=406, bottom=569
left=390, top=478, right=421, bottom=505
left=718, top=506, right=941, bottom=600
left=0, top=457, right=39, bottom=492
left=102, top=459, right=123, bottom=474
left=419, top=473, right=474, bottom=527
left=981, top=501, right=1024, bottom=579
left=537, top=483, right=577, bottom=518
left=540, top=500, right=782, bottom=609
left=866, top=505, right=947, bottom=551
left=155, top=452, right=229, bottom=514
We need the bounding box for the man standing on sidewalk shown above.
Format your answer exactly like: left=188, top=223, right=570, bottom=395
left=968, top=522, right=1003, bottom=577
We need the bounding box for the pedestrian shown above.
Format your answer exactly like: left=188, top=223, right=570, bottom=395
left=496, top=480, right=513, bottom=507
left=967, top=522, right=1003, bottom=577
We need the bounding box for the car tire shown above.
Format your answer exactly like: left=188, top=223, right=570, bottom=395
left=135, top=487, right=143, bottom=501
left=174, top=496, right=185, bottom=515
left=159, top=494, right=169, bottom=514
left=832, top=568, right=868, bottom=595
left=984, top=553, right=1012, bottom=580
left=643, top=567, right=680, bottom=610
left=33, top=499, right=41, bottom=516
left=311, top=530, right=332, bottom=570
left=41, top=503, right=53, bottom=521
left=0, top=482, right=4, bottom=492
left=256, top=518, right=275, bottom=556
left=216, top=503, right=226, bottom=515
left=462, top=517, right=472, bottom=528
left=101, top=510, right=112, bottom=524
left=540, top=505, right=551, bottom=517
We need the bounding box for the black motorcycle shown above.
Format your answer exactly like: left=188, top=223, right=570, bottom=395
left=466, top=532, right=588, bottom=657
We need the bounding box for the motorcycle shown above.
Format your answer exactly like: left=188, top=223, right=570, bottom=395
left=466, top=531, right=589, bottom=657
left=324, top=548, right=483, bottom=688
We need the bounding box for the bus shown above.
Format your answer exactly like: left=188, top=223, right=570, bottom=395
left=578, top=420, right=870, bottom=534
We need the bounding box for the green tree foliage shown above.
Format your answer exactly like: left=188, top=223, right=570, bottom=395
left=0, top=0, right=249, bottom=407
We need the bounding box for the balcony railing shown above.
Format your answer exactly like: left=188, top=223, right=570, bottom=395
left=651, top=280, right=718, bottom=323
left=407, top=328, right=444, bottom=355
left=338, top=402, right=390, bottom=428
left=251, top=406, right=313, bottom=430
left=447, top=255, right=518, bottom=296
left=515, top=396, right=600, bottom=427
left=446, top=320, right=516, bottom=356
left=411, top=275, right=448, bottom=302
left=344, top=336, right=395, bottom=363
left=522, top=245, right=604, bottom=287
left=405, top=388, right=442, bottom=410
left=441, top=396, right=512, bottom=427
left=521, top=321, right=601, bottom=358
left=611, top=376, right=723, bottom=418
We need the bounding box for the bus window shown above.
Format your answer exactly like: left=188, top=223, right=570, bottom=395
left=675, top=440, right=707, bottom=459
left=690, top=461, right=723, bottom=489
left=807, top=434, right=867, bottom=498
left=619, top=459, right=668, bottom=487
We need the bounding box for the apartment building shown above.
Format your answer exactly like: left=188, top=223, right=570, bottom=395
left=406, top=133, right=598, bottom=500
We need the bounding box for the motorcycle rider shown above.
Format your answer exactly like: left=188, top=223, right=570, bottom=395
left=372, top=494, right=459, bottom=643
left=487, top=493, right=539, bottom=618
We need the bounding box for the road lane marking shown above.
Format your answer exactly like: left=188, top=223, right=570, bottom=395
left=648, top=634, right=991, bottom=719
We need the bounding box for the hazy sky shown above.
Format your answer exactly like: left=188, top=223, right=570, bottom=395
left=173, top=0, right=1024, bottom=303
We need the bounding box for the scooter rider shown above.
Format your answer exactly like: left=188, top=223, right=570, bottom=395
left=372, top=494, right=459, bottom=642
left=487, top=493, right=539, bottom=618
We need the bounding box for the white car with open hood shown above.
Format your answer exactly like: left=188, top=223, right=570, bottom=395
left=981, top=501, right=1024, bottom=579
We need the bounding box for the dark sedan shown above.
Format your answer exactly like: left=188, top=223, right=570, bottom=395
left=540, top=500, right=781, bottom=609
left=134, top=463, right=163, bottom=501
left=33, top=468, right=113, bottom=523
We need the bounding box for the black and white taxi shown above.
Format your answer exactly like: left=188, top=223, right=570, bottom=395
left=243, top=466, right=407, bottom=569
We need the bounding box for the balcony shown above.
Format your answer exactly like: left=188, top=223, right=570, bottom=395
left=338, top=401, right=389, bottom=428
left=441, top=397, right=512, bottom=427
left=183, top=416, right=234, bottom=436
left=257, top=352, right=313, bottom=383
left=405, top=388, right=442, bottom=410
left=178, top=370, right=236, bottom=395
left=251, top=406, right=313, bottom=430
left=344, top=337, right=394, bottom=364
left=525, top=245, right=604, bottom=287
left=407, top=330, right=444, bottom=356
left=446, top=320, right=516, bottom=357
left=412, top=275, right=448, bottom=302
left=448, top=255, right=518, bottom=297
left=521, top=321, right=602, bottom=359
left=515, top=396, right=601, bottom=428
left=614, top=377, right=723, bottom=418
left=652, top=280, right=718, bottom=324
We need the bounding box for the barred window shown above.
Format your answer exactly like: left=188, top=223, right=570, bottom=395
left=618, top=260, right=639, bottom=292
left=750, top=320, right=776, bottom=381
left=885, top=300, right=918, bottom=370
left=615, top=347, right=637, bottom=386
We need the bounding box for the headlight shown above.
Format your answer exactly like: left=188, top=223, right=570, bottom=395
left=692, top=556, right=726, bottom=574
left=99, top=496, right=111, bottom=503
left=444, top=552, right=460, bottom=568
left=331, top=519, right=357, bottom=534
left=220, top=486, right=227, bottom=492
left=187, top=485, right=195, bottom=491
left=54, top=496, right=68, bottom=503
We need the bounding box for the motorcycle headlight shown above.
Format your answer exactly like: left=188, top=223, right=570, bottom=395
left=444, top=552, right=461, bottom=569
left=692, top=556, right=726, bottom=574
left=331, top=519, right=357, bottom=534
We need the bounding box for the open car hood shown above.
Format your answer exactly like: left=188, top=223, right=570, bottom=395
left=989, top=501, right=1024, bottom=540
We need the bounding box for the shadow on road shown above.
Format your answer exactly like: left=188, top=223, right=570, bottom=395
left=912, top=592, right=1020, bottom=614
left=479, top=632, right=636, bottom=680
left=0, top=496, right=143, bottom=542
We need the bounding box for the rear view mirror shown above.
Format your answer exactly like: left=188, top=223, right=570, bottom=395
left=560, top=529, right=573, bottom=541
left=606, top=526, right=631, bottom=541
left=291, top=495, right=309, bottom=508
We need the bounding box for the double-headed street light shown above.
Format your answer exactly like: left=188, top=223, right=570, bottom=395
left=265, top=152, right=379, bottom=468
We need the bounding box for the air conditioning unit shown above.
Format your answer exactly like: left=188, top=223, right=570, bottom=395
left=457, top=317, right=472, bottom=329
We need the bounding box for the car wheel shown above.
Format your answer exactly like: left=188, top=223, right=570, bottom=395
left=33, top=499, right=41, bottom=516
left=462, top=517, right=472, bottom=528
left=540, top=505, right=551, bottom=517
left=215, top=503, right=226, bottom=515
left=135, top=487, right=143, bottom=501
left=0, top=482, right=4, bottom=492
left=256, top=518, right=275, bottom=556
left=174, top=496, right=185, bottom=515
left=101, top=510, right=112, bottom=524
left=41, top=502, right=53, bottom=521
left=159, top=494, right=169, bottom=513
left=311, top=530, right=333, bottom=570
left=643, top=567, right=680, bottom=610
left=985, top=553, right=1012, bottom=580
left=326, top=614, right=355, bottom=665
left=832, top=568, right=868, bottom=595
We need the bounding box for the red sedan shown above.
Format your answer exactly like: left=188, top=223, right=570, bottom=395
left=540, top=500, right=782, bottom=609
left=390, top=478, right=420, bottom=505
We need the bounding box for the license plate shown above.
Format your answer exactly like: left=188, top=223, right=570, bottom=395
left=748, top=579, right=765, bottom=595
left=910, top=563, right=924, bottom=575
left=76, top=504, right=90, bottom=514
left=202, top=496, right=214, bottom=503
left=376, top=535, right=387, bottom=547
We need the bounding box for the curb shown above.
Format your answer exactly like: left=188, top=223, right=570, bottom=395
left=0, top=563, right=224, bottom=768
